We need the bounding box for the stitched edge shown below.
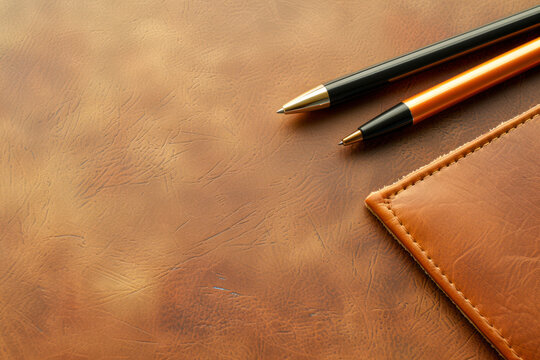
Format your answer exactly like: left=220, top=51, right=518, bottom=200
left=389, top=114, right=538, bottom=201
left=382, top=114, right=539, bottom=360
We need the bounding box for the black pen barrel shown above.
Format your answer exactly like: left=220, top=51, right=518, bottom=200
left=324, top=6, right=540, bottom=105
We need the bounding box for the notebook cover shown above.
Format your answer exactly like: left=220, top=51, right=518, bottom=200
left=365, top=105, right=540, bottom=360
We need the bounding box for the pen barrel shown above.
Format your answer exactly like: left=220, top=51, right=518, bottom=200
left=324, top=6, right=540, bottom=105
left=359, top=103, right=413, bottom=140
left=405, top=37, right=540, bottom=124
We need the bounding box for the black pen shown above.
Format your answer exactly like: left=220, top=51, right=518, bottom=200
left=338, top=37, right=540, bottom=145
left=276, top=5, right=540, bottom=114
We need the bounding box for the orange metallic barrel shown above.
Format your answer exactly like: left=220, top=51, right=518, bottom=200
left=405, top=37, right=540, bottom=124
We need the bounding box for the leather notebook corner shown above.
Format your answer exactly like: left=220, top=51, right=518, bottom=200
left=366, top=105, right=540, bottom=360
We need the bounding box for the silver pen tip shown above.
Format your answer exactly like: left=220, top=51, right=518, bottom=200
left=338, top=141, right=344, bottom=146
left=276, top=108, right=285, bottom=114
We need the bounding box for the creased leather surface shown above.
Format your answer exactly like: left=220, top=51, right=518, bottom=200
left=0, top=1, right=538, bottom=359
left=366, top=105, right=540, bottom=360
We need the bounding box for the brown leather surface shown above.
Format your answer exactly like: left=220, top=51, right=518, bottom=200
left=0, top=1, right=538, bottom=358
left=366, top=105, right=540, bottom=360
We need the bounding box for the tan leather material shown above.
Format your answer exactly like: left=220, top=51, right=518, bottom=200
left=366, top=105, right=540, bottom=360
left=1, top=1, right=539, bottom=358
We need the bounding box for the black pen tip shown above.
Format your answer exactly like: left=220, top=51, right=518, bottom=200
left=338, top=141, right=344, bottom=146
left=276, top=108, right=285, bottom=114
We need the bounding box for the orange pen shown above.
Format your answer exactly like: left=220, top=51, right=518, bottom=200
left=339, top=37, right=540, bottom=146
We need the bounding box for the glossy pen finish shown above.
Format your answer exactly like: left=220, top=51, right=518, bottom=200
left=278, top=5, right=540, bottom=114
left=406, top=37, right=540, bottom=124
left=340, top=37, right=540, bottom=145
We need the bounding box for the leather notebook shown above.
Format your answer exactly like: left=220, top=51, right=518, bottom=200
left=365, top=105, right=540, bottom=360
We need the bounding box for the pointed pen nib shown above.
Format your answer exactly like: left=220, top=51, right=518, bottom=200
left=276, top=108, right=285, bottom=114
left=340, top=130, right=363, bottom=146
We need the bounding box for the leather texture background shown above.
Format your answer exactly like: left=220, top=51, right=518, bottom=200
left=0, top=1, right=538, bottom=359
left=366, top=106, right=540, bottom=360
